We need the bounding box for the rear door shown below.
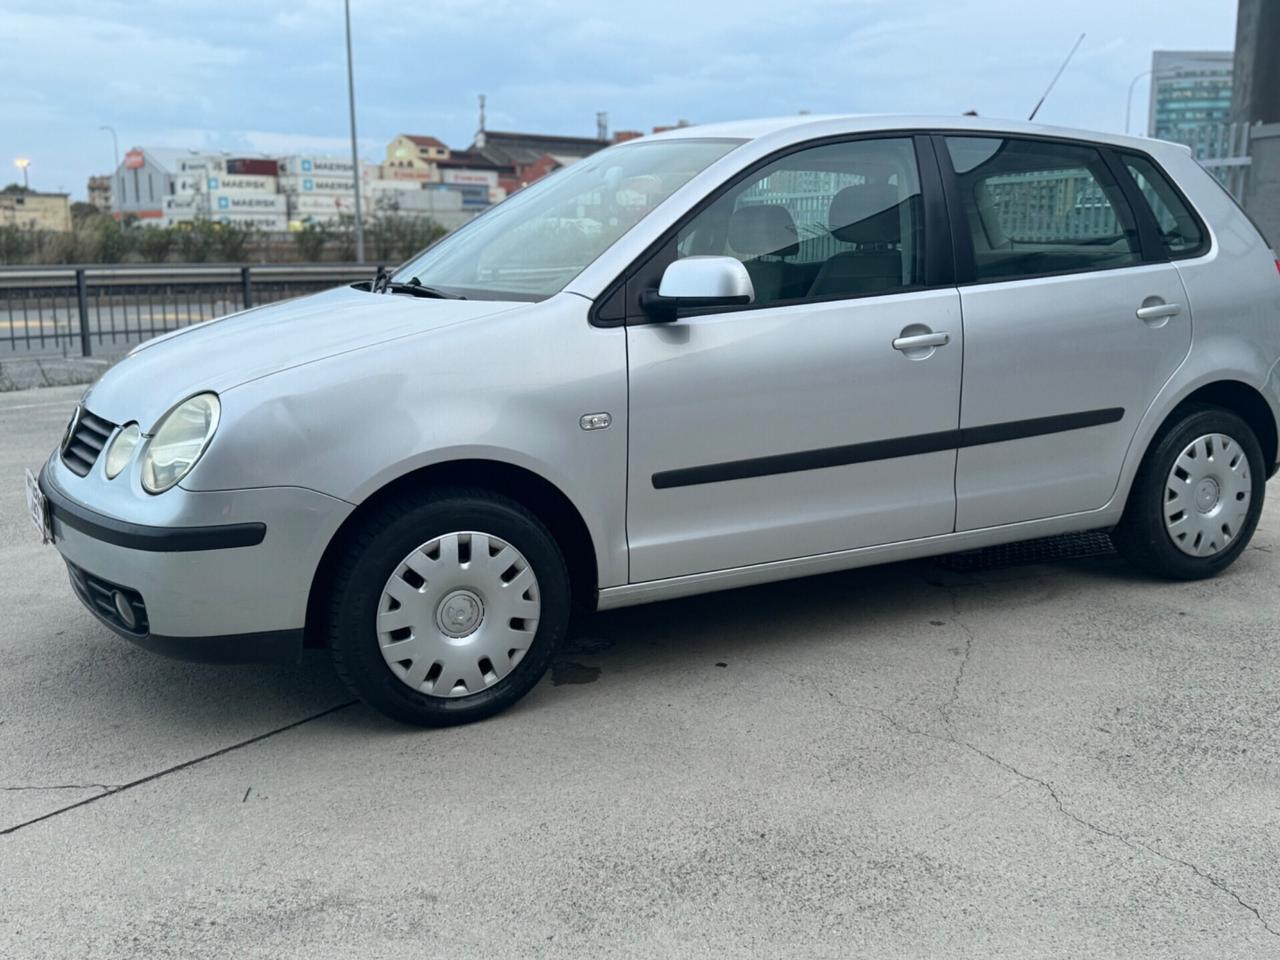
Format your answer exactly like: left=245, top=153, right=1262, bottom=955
left=938, top=134, right=1192, bottom=530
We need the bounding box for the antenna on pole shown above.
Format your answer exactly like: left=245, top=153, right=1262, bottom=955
left=1028, top=32, right=1085, bottom=122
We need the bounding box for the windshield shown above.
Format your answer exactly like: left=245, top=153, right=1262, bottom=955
left=391, top=138, right=743, bottom=300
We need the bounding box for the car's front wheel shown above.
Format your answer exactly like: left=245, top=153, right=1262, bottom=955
left=327, top=489, right=571, bottom=726
left=1112, top=404, right=1266, bottom=580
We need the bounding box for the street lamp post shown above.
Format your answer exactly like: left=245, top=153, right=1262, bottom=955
left=14, top=157, right=30, bottom=190
left=344, top=0, right=366, bottom=263
left=1126, top=69, right=1153, bottom=136
left=99, top=126, right=120, bottom=171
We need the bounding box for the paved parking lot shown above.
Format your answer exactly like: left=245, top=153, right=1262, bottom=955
left=2, top=384, right=1279, bottom=959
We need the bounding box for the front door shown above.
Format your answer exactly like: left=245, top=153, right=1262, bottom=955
left=624, top=136, right=964, bottom=582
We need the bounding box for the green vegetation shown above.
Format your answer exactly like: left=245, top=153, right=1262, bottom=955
left=0, top=215, right=448, bottom=266
left=293, top=221, right=332, bottom=261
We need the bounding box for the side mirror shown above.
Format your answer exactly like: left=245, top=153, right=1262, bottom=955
left=640, top=256, right=755, bottom=321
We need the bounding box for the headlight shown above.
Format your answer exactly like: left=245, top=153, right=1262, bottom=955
left=104, top=424, right=141, bottom=479
left=141, top=393, right=220, bottom=494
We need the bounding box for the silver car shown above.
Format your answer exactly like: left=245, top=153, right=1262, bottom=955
left=27, top=115, right=1280, bottom=726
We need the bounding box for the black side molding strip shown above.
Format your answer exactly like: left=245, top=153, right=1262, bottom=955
left=39, top=464, right=266, bottom=552
left=652, top=408, right=1125, bottom=489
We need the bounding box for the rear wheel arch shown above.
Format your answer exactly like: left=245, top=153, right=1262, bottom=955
left=305, top=459, right=598, bottom=648
left=1163, top=380, right=1279, bottom=472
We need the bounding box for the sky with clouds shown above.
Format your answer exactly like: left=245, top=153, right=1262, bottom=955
left=1, top=0, right=1237, bottom=199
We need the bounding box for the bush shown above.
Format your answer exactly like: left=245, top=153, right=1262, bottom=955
left=332, top=214, right=357, bottom=261
left=214, top=222, right=255, bottom=262
left=176, top=220, right=216, bottom=262
left=366, top=214, right=446, bottom=264
left=136, top=226, right=174, bottom=263
left=293, top=221, right=331, bottom=262
left=43, top=230, right=90, bottom=264
left=70, top=202, right=100, bottom=226
left=88, top=217, right=131, bottom=263
left=0, top=225, right=31, bottom=264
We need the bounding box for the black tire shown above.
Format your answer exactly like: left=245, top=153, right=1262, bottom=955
left=1112, top=404, right=1266, bottom=580
left=327, top=487, right=571, bottom=727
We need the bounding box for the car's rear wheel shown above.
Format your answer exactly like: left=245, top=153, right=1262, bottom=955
left=1112, top=404, right=1265, bottom=580
left=328, top=489, right=571, bottom=726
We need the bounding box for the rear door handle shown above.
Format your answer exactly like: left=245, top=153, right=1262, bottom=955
left=1136, top=302, right=1182, bottom=321
left=892, top=332, right=951, bottom=352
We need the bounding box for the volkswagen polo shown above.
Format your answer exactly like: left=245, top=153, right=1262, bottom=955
left=27, top=115, right=1280, bottom=726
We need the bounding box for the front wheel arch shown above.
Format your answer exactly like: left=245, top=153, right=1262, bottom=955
left=304, top=459, right=598, bottom=648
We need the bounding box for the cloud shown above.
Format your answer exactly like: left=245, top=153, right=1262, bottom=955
left=1, top=0, right=1238, bottom=197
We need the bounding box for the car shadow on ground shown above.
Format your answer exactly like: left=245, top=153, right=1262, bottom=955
left=564, top=534, right=1141, bottom=678
left=64, top=533, right=1148, bottom=737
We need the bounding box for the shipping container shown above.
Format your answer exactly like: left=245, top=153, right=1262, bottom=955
left=213, top=213, right=287, bottom=230
left=212, top=194, right=287, bottom=213
left=366, top=178, right=427, bottom=194
left=175, top=156, right=226, bottom=174
left=381, top=167, right=437, bottom=182
left=278, top=155, right=350, bottom=177
left=278, top=175, right=356, bottom=195
left=226, top=157, right=280, bottom=176
left=175, top=175, right=278, bottom=196
left=289, top=195, right=357, bottom=214
left=442, top=168, right=499, bottom=187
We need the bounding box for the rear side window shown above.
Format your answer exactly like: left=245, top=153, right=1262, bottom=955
left=945, top=136, right=1142, bottom=282
left=1120, top=153, right=1205, bottom=256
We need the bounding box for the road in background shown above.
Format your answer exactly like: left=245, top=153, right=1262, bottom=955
left=3, top=385, right=1280, bottom=958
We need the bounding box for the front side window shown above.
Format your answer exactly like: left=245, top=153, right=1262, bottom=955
left=392, top=138, right=742, bottom=300
left=945, top=137, right=1142, bottom=281
left=1120, top=153, right=1205, bottom=256
left=675, top=137, right=925, bottom=307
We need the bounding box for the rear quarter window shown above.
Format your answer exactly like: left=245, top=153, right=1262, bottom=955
left=1119, top=153, right=1207, bottom=257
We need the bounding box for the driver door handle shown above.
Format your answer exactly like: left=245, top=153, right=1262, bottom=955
left=892, top=332, right=951, bottom=352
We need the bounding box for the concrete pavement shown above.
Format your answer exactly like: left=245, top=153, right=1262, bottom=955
left=2, top=384, right=1279, bottom=958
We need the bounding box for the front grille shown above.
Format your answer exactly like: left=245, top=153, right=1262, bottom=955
left=65, top=561, right=149, bottom=637
left=60, top=407, right=117, bottom=477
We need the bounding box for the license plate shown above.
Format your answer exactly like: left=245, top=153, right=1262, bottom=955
left=24, top=468, right=53, bottom=545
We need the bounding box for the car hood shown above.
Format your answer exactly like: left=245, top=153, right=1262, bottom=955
left=83, top=284, right=525, bottom=428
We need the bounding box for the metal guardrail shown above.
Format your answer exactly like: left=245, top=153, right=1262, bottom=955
left=1190, top=122, right=1254, bottom=202
left=0, top=263, right=376, bottom=357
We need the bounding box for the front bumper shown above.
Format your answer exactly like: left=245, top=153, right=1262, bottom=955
left=39, top=459, right=352, bottom=664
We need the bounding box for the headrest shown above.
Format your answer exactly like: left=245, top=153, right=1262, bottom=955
left=727, top=204, right=799, bottom=258
left=829, top=183, right=903, bottom=244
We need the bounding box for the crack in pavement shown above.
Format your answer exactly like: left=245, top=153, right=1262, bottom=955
left=815, top=683, right=1279, bottom=940
left=0, top=784, right=116, bottom=793
left=931, top=579, right=976, bottom=729
left=0, top=700, right=357, bottom=838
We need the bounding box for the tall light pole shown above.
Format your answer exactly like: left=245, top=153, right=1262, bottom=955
left=344, top=0, right=366, bottom=263
left=100, top=126, right=120, bottom=211
left=99, top=125, right=120, bottom=171
left=1126, top=69, right=1152, bottom=136
left=14, top=157, right=30, bottom=190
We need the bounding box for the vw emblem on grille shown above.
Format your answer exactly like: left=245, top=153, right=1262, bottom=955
left=62, top=405, right=82, bottom=454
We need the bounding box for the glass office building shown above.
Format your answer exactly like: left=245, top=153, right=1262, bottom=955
left=1148, top=51, right=1234, bottom=159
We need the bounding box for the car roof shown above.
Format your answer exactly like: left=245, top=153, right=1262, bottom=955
left=645, top=114, right=1185, bottom=156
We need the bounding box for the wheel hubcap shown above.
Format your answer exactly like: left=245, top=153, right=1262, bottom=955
left=376, top=531, right=540, bottom=698
left=436, top=589, right=484, bottom=640
left=1164, top=433, right=1251, bottom=558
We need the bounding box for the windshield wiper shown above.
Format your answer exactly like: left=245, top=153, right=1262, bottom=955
left=369, top=268, right=465, bottom=299
left=401, top=277, right=465, bottom=299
